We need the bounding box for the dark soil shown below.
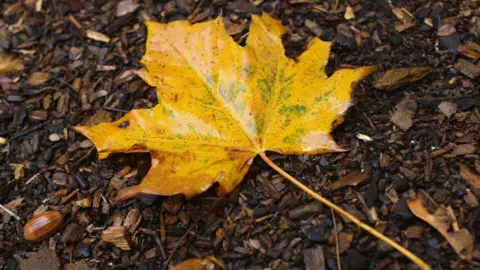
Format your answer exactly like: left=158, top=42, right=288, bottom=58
left=1, top=0, right=480, bottom=269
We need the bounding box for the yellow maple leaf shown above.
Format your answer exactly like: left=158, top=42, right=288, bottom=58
left=75, top=13, right=374, bottom=198
left=75, top=13, right=430, bottom=269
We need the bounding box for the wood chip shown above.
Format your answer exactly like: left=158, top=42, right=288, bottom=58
left=224, top=18, right=246, bottom=36
left=123, top=208, right=142, bottom=233
left=304, top=246, right=325, bottom=270
left=331, top=170, right=370, bottom=190
left=0, top=55, right=24, bottom=74
left=391, top=96, right=417, bottom=131
left=304, top=19, right=323, bottom=36
left=102, top=226, right=131, bottom=250
left=374, top=67, right=431, bottom=90
left=464, top=189, right=479, bottom=208
left=27, top=72, right=51, bottom=85
left=458, top=44, right=480, bottom=59
left=458, top=162, right=480, bottom=190
left=450, top=144, right=477, bottom=156
left=405, top=225, right=424, bottom=239
left=86, top=30, right=110, bottom=43
left=454, top=59, right=480, bottom=79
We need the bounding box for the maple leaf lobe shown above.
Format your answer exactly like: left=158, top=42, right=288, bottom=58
left=75, top=13, right=375, bottom=199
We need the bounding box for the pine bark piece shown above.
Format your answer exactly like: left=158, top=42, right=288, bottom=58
left=123, top=208, right=142, bottom=233
left=454, top=59, right=480, bottom=79
left=102, top=226, right=131, bottom=250
left=304, top=246, right=325, bottom=270
left=374, top=67, right=431, bottom=90
left=391, top=96, right=417, bottom=131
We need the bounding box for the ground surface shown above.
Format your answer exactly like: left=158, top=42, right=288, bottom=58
left=1, top=0, right=480, bottom=269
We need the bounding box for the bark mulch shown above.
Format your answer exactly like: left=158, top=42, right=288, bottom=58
left=1, top=0, right=480, bottom=269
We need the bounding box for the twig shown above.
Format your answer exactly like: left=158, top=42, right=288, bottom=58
left=9, top=123, right=47, bottom=140
left=331, top=208, right=341, bottom=270
left=259, top=152, right=431, bottom=270
left=25, top=172, right=41, bottom=185
left=0, top=203, right=21, bottom=221
left=139, top=228, right=167, bottom=261
left=417, top=94, right=480, bottom=103
left=162, top=222, right=196, bottom=270
left=73, top=146, right=96, bottom=168
left=103, top=106, right=129, bottom=113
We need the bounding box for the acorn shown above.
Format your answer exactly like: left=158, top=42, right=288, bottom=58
left=24, top=210, right=63, bottom=242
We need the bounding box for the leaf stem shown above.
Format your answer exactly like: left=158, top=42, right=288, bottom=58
left=259, top=152, right=430, bottom=270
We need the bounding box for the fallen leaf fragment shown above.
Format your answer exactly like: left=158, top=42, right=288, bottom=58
left=437, top=101, right=457, bottom=118
left=86, top=30, right=110, bottom=43
left=390, top=96, right=417, bottom=131
left=449, top=144, right=476, bottom=157
left=344, top=6, right=355, bottom=20
left=374, top=67, right=431, bottom=90
left=454, top=59, right=479, bottom=79
left=75, top=13, right=376, bottom=199
left=407, top=197, right=473, bottom=260
left=170, top=258, right=215, bottom=270
left=27, top=72, right=51, bottom=86
left=331, top=170, right=370, bottom=190
left=458, top=162, right=480, bottom=190
left=0, top=55, right=24, bottom=74
left=223, top=18, right=246, bottom=35
left=102, top=226, right=131, bottom=250
left=457, top=43, right=480, bottom=59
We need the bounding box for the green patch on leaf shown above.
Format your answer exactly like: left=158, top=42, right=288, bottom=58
left=279, top=105, right=308, bottom=116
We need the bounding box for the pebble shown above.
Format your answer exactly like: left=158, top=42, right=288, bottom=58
left=393, top=177, right=410, bottom=193
left=306, top=225, right=328, bottom=242
left=74, top=243, right=91, bottom=259
left=48, top=133, right=62, bottom=142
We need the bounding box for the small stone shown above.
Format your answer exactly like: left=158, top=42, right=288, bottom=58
left=48, top=133, right=62, bottom=142
left=74, top=243, right=91, bottom=259
left=306, top=225, right=328, bottom=242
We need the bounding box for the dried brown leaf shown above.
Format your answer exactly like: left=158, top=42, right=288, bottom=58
left=27, top=72, right=51, bottom=86
left=407, top=197, right=473, bottom=260
left=374, top=67, right=431, bottom=90
left=458, top=162, right=480, bottom=190
left=450, top=144, right=476, bottom=156
left=170, top=258, right=215, bottom=270
left=0, top=55, right=24, bottom=74
left=390, top=96, right=417, bottom=131
left=331, top=170, right=370, bottom=190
